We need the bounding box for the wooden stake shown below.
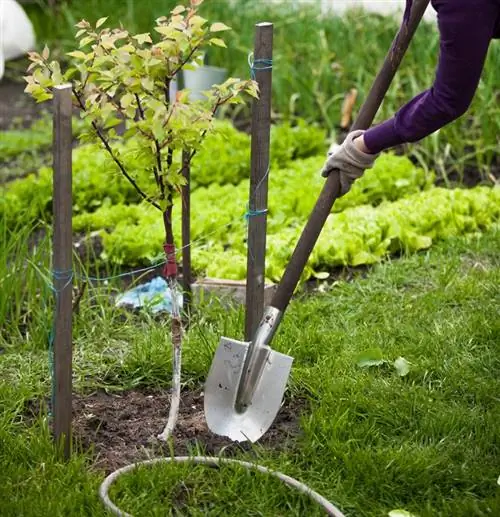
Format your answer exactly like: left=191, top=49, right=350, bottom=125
left=340, top=88, right=358, bottom=129
left=245, top=23, right=273, bottom=341
left=181, top=150, right=192, bottom=319
left=52, top=84, right=73, bottom=459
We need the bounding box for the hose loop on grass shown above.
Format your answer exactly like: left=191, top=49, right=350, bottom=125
left=99, top=456, right=346, bottom=517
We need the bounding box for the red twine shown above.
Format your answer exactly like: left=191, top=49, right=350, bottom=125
left=163, top=243, right=177, bottom=278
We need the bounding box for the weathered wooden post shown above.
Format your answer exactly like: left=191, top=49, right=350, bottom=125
left=245, top=23, right=273, bottom=341
left=52, top=83, right=73, bottom=459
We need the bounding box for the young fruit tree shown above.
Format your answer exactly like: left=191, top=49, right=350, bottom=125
left=24, top=0, right=258, bottom=440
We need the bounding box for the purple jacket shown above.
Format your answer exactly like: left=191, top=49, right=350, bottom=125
left=364, top=0, right=500, bottom=153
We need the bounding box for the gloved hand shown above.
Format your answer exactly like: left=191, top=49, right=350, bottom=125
left=321, top=130, right=379, bottom=195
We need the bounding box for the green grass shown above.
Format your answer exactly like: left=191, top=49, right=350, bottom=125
left=1, top=226, right=499, bottom=516
left=21, top=0, right=500, bottom=179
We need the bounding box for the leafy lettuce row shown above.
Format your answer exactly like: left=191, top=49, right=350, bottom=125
left=299, top=186, right=500, bottom=281
left=73, top=177, right=499, bottom=282
left=72, top=152, right=434, bottom=259
left=1, top=125, right=431, bottom=235
left=72, top=153, right=432, bottom=230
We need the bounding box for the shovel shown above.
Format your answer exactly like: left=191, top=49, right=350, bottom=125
left=205, top=0, right=431, bottom=443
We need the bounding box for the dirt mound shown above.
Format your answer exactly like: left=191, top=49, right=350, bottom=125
left=72, top=389, right=304, bottom=473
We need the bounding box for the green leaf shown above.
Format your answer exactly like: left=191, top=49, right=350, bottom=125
left=141, top=77, right=155, bottom=92
left=313, top=271, right=329, bottom=280
left=49, top=61, right=63, bottom=84
left=159, top=198, right=170, bottom=211
left=394, top=357, right=410, bottom=377
left=120, top=93, right=135, bottom=109
left=189, top=15, right=207, bottom=28
left=210, top=38, right=227, bottom=48
left=210, top=22, right=231, bottom=32
left=104, top=117, right=123, bottom=129
left=80, top=36, right=94, bottom=48
left=96, top=17, right=108, bottom=28
left=75, top=19, right=90, bottom=29
left=133, top=33, right=152, bottom=45
left=34, top=91, right=53, bottom=103
left=63, top=67, right=78, bottom=80
left=356, top=348, right=386, bottom=368
left=152, top=119, right=166, bottom=141
left=154, top=26, right=174, bottom=37
left=245, top=81, right=260, bottom=99
left=67, top=50, right=87, bottom=60
left=388, top=510, right=417, bottom=517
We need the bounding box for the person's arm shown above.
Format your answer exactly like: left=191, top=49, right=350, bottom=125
left=363, top=0, right=499, bottom=154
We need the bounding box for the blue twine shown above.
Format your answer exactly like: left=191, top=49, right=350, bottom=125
left=53, top=269, right=73, bottom=279
left=51, top=268, right=73, bottom=292
left=38, top=263, right=166, bottom=289
left=244, top=207, right=268, bottom=221
left=248, top=52, right=273, bottom=80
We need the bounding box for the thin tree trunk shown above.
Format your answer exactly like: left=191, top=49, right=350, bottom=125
left=157, top=201, right=183, bottom=442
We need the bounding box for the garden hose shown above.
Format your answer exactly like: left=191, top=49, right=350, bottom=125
left=99, top=456, right=346, bottom=517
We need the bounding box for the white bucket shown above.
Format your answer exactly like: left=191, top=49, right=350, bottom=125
left=0, top=0, right=36, bottom=80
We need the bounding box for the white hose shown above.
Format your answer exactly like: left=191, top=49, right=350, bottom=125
left=100, top=286, right=345, bottom=516
left=99, top=455, right=346, bottom=517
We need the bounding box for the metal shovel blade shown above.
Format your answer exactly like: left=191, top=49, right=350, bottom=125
left=204, top=337, right=293, bottom=442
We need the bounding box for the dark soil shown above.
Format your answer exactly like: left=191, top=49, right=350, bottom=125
left=0, top=76, right=46, bottom=130
left=435, top=164, right=500, bottom=188
left=72, top=389, right=304, bottom=473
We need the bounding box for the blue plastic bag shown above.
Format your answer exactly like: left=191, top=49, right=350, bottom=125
left=115, top=276, right=183, bottom=314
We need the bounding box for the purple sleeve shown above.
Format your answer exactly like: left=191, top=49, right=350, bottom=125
left=364, top=0, right=499, bottom=154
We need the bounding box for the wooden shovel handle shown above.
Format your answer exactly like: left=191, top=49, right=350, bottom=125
left=271, top=0, right=431, bottom=313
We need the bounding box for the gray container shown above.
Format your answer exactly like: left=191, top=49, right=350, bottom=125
left=182, top=66, right=228, bottom=101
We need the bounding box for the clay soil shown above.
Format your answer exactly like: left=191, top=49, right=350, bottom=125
left=72, top=389, right=305, bottom=473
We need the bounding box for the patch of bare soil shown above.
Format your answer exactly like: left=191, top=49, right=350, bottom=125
left=460, top=254, right=496, bottom=273
left=0, top=77, right=46, bottom=130
left=72, top=389, right=304, bottom=473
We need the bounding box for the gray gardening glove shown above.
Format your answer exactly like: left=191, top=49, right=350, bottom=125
left=321, top=130, right=379, bottom=195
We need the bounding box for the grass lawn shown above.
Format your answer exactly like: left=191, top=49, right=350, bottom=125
left=1, top=227, right=499, bottom=516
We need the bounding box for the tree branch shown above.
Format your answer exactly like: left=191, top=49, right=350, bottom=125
left=174, top=94, right=224, bottom=176
left=168, top=41, right=204, bottom=81
left=134, top=93, right=163, bottom=193
left=73, top=88, right=161, bottom=211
